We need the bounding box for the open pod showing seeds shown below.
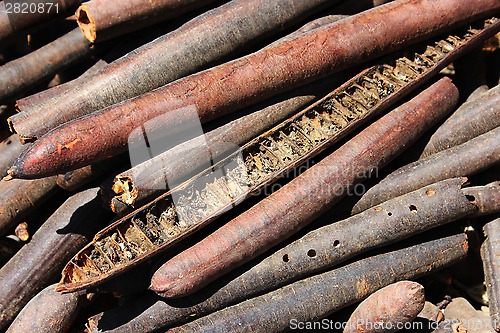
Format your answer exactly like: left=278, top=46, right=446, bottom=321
left=56, top=17, right=500, bottom=293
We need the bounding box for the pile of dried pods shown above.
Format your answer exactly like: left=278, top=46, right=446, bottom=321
left=0, top=0, right=499, bottom=332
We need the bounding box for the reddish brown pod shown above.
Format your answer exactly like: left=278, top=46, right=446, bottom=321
left=10, top=0, right=500, bottom=178
left=6, top=284, right=85, bottom=333
left=167, top=233, right=468, bottom=333
left=149, top=78, right=458, bottom=298
left=343, top=281, right=425, bottom=333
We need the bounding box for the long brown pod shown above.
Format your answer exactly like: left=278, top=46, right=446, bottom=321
left=352, top=126, right=500, bottom=214
left=0, top=176, right=59, bottom=237
left=462, top=184, right=500, bottom=216
left=14, top=57, right=108, bottom=113
left=14, top=20, right=179, bottom=112
left=0, top=134, right=23, bottom=178
left=0, top=28, right=94, bottom=101
left=106, top=14, right=348, bottom=213
left=0, top=0, right=81, bottom=44
left=147, top=78, right=458, bottom=298
left=10, top=3, right=500, bottom=176
left=481, top=217, right=500, bottom=332
left=8, top=0, right=344, bottom=142
left=76, top=0, right=221, bottom=42
left=109, top=71, right=350, bottom=213
left=6, top=284, right=85, bottom=333
left=343, top=281, right=425, bottom=333
left=421, top=83, right=500, bottom=158
left=167, top=233, right=468, bottom=333
left=0, top=188, right=112, bottom=331
left=55, top=35, right=467, bottom=293
left=87, top=178, right=476, bottom=333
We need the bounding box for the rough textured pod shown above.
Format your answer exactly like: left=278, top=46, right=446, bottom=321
left=343, top=281, right=425, bottom=333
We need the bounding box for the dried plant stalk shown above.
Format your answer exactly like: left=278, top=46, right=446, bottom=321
left=0, top=176, right=59, bottom=237
left=0, top=0, right=81, bottom=44
left=76, top=0, right=221, bottom=42
left=0, top=28, right=94, bottom=101
left=421, top=83, right=500, bottom=158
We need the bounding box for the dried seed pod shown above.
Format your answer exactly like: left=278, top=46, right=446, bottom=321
left=481, top=217, right=500, bottom=332
left=0, top=0, right=82, bottom=44
left=462, top=184, right=500, bottom=216
left=6, top=284, right=85, bottom=333
left=57, top=52, right=461, bottom=293
left=57, top=154, right=130, bottom=192
left=343, top=281, right=425, bottom=333
left=0, top=176, right=59, bottom=237
left=421, top=83, right=500, bottom=158
left=0, top=188, right=112, bottom=331
left=147, top=78, right=458, bottom=298
left=9, top=0, right=345, bottom=142
left=76, top=0, right=221, bottom=42
left=0, top=28, right=94, bottom=101
left=10, top=6, right=500, bottom=176
left=88, top=178, right=475, bottom=333
left=0, top=134, right=24, bottom=178
left=352, top=126, right=500, bottom=214
left=167, top=233, right=467, bottom=333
